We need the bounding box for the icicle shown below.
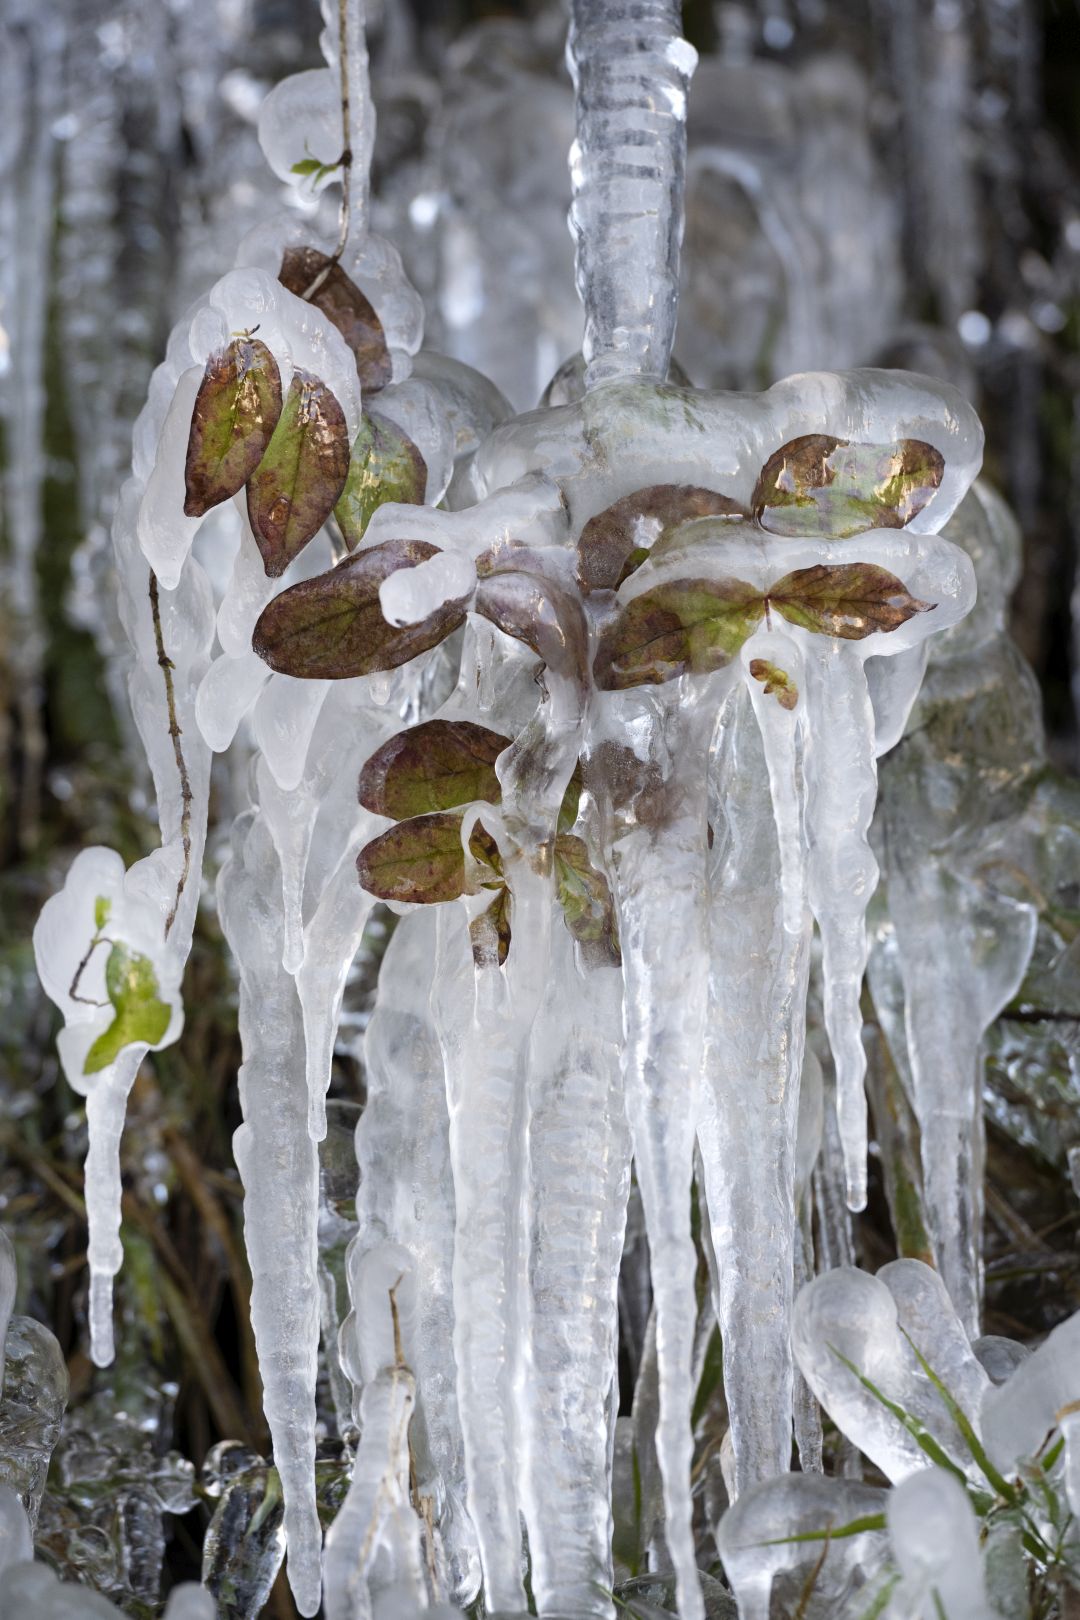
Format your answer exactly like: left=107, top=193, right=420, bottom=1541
left=886, top=1470, right=1003, bottom=1620
left=0, top=1486, right=32, bottom=1575
left=354, top=910, right=479, bottom=1603
left=218, top=813, right=322, bottom=1618
left=0, top=1313, right=69, bottom=1530
left=519, top=920, right=629, bottom=1616
left=698, top=683, right=811, bottom=1495
left=802, top=641, right=879, bottom=1212
left=0, top=1234, right=14, bottom=1384
left=566, top=0, right=697, bottom=386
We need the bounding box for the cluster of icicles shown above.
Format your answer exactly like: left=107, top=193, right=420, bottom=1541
left=23, top=0, right=1080, bottom=1616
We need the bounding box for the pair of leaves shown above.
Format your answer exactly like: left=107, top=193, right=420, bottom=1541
left=576, top=484, right=747, bottom=594
left=355, top=719, right=615, bottom=966
left=84, top=942, right=171, bottom=1076
left=253, top=537, right=468, bottom=679
left=594, top=562, right=932, bottom=691
left=752, top=434, right=945, bottom=538
left=184, top=339, right=352, bottom=575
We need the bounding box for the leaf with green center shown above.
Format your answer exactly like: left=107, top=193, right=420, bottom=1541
left=768, top=563, right=934, bottom=639
left=470, top=885, right=512, bottom=968
left=84, top=944, right=171, bottom=1076
left=358, top=720, right=511, bottom=819
left=554, top=834, right=620, bottom=967
left=748, top=658, right=799, bottom=710
left=253, top=538, right=466, bottom=679
left=290, top=157, right=341, bottom=184
left=577, top=484, right=747, bottom=593
left=335, top=410, right=427, bottom=548
left=93, top=896, right=111, bottom=930
left=593, top=576, right=764, bottom=690
left=753, top=434, right=945, bottom=538
left=356, top=811, right=500, bottom=904
left=279, top=246, right=392, bottom=392
left=183, top=337, right=283, bottom=517
left=246, top=369, right=350, bottom=576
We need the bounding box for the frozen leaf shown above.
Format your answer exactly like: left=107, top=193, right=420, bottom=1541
left=246, top=369, right=351, bottom=576
left=577, top=484, right=747, bottom=592
left=290, top=157, right=341, bottom=184
left=558, top=763, right=584, bottom=832
left=358, top=720, right=511, bottom=819
left=93, top=896, right=111, bottom=930
left=183, top=337, right=283, bottom=518
left=356, top=811, right=500, bottom=904
left=748, top=658, right=799, bottom=710
left=470, top=885, right=512, bottom=968
left=84, top=944, right=171, bottom=1075
left=593, top=577, right=764, bottom=690
left=279, top=246, right=392, bottom=392
left=753, top=435, right=945, bottom=537
left=768, top=563, right=934, bottom=639
left=335, top=410, right=427, bottom=549
left=553, top=834, right=620, bottom=966
left=252, top=538, right=466, bottom=679
left=475, top=564, right=589, bottom=684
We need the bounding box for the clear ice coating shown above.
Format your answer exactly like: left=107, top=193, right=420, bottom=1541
left=29, top=0, right=1076, bottom=1615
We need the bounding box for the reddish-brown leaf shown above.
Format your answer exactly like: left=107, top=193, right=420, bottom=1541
left=183, top=337, right=282, bottom=517
left=577, top=484, right=747, bottom=593
left=358, top=720, right=511, bottom=819
left=279, top=246, right=392, bottom=392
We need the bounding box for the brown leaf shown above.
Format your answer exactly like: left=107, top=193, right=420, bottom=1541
left=335, top=409, right=427, bottom=549
left=358, top=720, right=511, bottom=819
left=748, top=658, right=799, bottom=710
left=279, top=246, right=392, bottom=392
left=470, top=885, right=512, bottom=968
left=475, top=569, right=589, bottom=685
left=252, top=537, right=467, bottom=679
left=753, top=435, right=945, bottom=538
left=767, top=563, right=934, bottom=639
left=577, top=484, right=747, bottom=593
left=246, top=369, right=351, bottom=576
left=593, top=577, right=764, bottom=690
left=183, top=337, right=282, bottom=517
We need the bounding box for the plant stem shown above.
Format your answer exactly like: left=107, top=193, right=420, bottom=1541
left=148, top=569, right=192, bottom=939
left=301, top=0, right=354, bottom=302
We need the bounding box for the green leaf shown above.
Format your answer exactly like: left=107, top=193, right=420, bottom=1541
left=899, top=1327, right=1019, bottom=1503
left=358, top=720, right=511, bottom=819
left=827, top=1342, right=969, bottom=1483
left=593, top=576, right=764, bottom=690
left=753, top=434, right=945, bottom=538
left=356, top=811, right=500, bottom=904
left=335, top=410, right=427, bottom=548
left=246, top=369, right=351, bottom=576
left=279, top=246, right=392, bottom=392
left=253, top=538, right=468, bottom=680
left=577, top=484, right=747, bottom=593
left=470, top=885, right=512, bottom=968
left=748, top=657, right=798, bottom=709
left=183, top=337, right=283, bottom=517
left=84, top=944, right=171, bottom=1075
left=767, top=563, right=934, bottom=639
left=93, top=896, right=111, bottom=930
left=759, top=1512, right=888, bottom=1546
left=290, top=157, right=335, bottom=179
left=554, top=834, right=620, bottom=966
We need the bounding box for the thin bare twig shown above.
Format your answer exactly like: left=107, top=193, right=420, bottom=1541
left=301, top=0, right=353, bottom=301
left=148, top=569, right=192, bottom=939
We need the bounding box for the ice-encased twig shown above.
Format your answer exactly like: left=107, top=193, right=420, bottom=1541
left=219, top=813, right=322, bottom=1618
left=566, top=0, right=697, bottom=387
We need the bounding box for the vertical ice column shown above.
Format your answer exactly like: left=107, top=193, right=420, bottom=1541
left=355, top=910, right=479, bottom=1604
left=698, top=687, right=811, bottom=1496
left=218, top=814, right=322, bottom=1619
left=519, top=922, right=629, bottom=1617
left=566, top=0, right=697, bottom=386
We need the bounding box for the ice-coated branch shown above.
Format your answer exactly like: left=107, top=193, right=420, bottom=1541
left=566, top=0, right=697, bottom=387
